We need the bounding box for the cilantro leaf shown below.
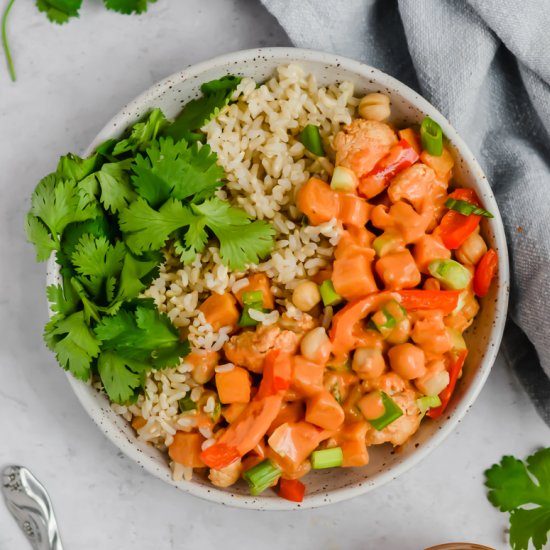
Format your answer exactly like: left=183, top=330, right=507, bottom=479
left=57, top=153, right=98, bottom=181
left=25, top=214, right=58, bottom=261
left=30, top=174, right=98, bottom=242
left=95, top=161, right=137, bottom=213
left=485, top=448, right=550, bottom=550
left=510, top=508, right=550, bottom=550
left=58, top=214, right=115, bottom=273
left=112, top=108, right=166, bottom=156
left=97, top=351, right=147, bottom=404
left=69, top=277, right=101, bottom=323
left=112, top=251, right=160, bottom=303
left=192, top=198, right=275, bottom=269
left=163, top=76, right=242, bottom=142
left=95, top=304, right=189, bottom=366
left=102, top=0, right=156, bottom=15
left=36, top=0, right=82, bottom=23
left=119, top=197, right=193, bottom=253
left=71, top=235, right=126, bottom=280
left=200, top=75, right=242, bottom=95
left=131, top=138, right=224, bottom=208
left=173, top=238, right=200, bottom=264
left=44, top=311, right=100, bottom=380
left=46, top=283, right=79, bottom=316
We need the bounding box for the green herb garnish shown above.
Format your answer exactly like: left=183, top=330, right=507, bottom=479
left=485, top=448, right=550, bottom=550
left=26, top=79, right=275, bottom=404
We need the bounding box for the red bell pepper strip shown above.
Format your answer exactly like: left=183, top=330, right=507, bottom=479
left=329, top=290, right=460, bottom=357
left=279, top=478, right=306, bottom=503
left=358, top=139, right=420, bottom=198
left=396, top=290, right=461, bottom=315
left=473, top=249, right=498, bottom=297
left=437, top=188, right=483, bottom=249
left=256, top=350, right=292, bottom=399
left=200, top=443, right=241, bottom=471
left=427, top=350, right=468, bottom=419
left=201, top=352, right=290, bottom=470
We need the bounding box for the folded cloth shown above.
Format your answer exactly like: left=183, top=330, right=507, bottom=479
left=261, top=0, right=550, bottom=425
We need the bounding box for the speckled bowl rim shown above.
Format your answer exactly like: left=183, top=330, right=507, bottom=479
left=47, top=47, right=509, bottom=510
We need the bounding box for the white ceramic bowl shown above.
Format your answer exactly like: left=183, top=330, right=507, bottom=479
left=46, top=47, right=509, bottom=510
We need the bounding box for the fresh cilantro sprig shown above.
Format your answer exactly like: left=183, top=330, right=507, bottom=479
left=25, top=77, right=275, bottom=404
left=119, top=196, right=274, bottom=269
left=485, top=448, right=550, bottom=550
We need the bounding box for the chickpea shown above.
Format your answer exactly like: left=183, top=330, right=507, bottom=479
left=388, top=343, right=426, bottom=380
left=358, top=92, right=391, bottom=121
left=357, top=391, right=385, bottom=420
left=386, top=318, right=411, bottom=345
left=352, top=347, right=386, bottom=379
left=300, top=327, right=331, bottom=364
left=455, top=232, right=487, bottom=266
left=292, top=281, right=321, bottom=312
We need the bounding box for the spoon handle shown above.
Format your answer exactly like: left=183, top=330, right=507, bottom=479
left=2, top=465, right=64, bottom=550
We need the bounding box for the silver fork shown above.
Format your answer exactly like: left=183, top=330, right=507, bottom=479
left=2, top=465, right=64, bottom=550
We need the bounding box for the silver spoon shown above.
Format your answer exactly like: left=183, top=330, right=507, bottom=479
left=2, top=465, right=64, bottom=550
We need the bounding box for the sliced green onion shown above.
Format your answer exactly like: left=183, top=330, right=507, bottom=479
left=372, top=233, right=403, bottom=257
left=243, top=459, right=281, bottom=496
left=420, top=116, right=443, bottom=156
left=330, top=166, right=358, bottom=191
left=447, top=327, right=467, bottom=351
left=238, top=303, right=264, bottom=327
left=300, top=124, right=325, bottom=156
left=210, top=400, right=222, bottom=422
left=178, top=394, right=197, bottom=413
left=319, top=280, right=342, bottom=307
left=416, top=395, right=442, bottom=416
left=330, top=382, right=343, bottom=404
left=242, top=290, right=264, bottom=305
left=445, top=198, right=493, bottom=218
left=371, top=308, right=396, bottom=338
left=311, top=447, right=344, bottom=469
left=428, top=259, right=472, bottom=290
left=368, top=392, right=403, bottom=431
left=452, top=290, right=468, bottom=315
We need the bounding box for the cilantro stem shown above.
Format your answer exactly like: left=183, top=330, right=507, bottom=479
left=2, top=0, right=16, bottom=82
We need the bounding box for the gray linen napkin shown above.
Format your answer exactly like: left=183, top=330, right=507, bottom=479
left=261, top=0, right=550, bottom=424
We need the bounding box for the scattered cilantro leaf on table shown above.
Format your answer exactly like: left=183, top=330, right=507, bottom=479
left=102, top=0, right=156, bottom=15
left=485, top=448, right=550, bottom=550
left=36, top=0, right=82, bottom=24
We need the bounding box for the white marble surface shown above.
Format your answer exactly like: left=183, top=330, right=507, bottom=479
left=1, top=1, right=549, bottom=549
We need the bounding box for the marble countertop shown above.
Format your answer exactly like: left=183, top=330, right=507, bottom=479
left=1, top=1, right=549, bottom=548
